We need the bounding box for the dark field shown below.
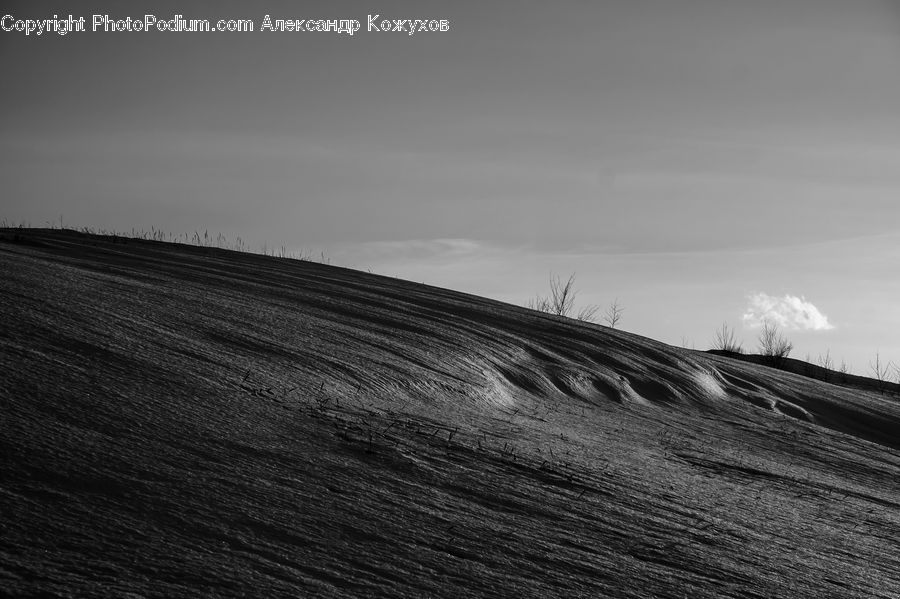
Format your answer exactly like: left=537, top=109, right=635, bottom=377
left=2, top=229, right=899, bottom=598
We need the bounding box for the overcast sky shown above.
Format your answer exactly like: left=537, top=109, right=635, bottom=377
left=3, top=0, right=899, bottom=372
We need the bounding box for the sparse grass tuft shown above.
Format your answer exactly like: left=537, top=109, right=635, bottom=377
left=0, top=220, right=328, bottom=264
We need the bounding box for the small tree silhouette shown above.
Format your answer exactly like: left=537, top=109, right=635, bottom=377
left=604, top=299, right=623, bottom=329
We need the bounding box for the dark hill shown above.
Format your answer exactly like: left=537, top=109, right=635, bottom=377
left=2, top=228, right=899, bottom=598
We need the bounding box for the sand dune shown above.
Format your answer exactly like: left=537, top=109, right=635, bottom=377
left=2, top=229, right=899, bottom=598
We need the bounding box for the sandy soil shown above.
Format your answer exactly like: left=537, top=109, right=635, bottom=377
left=1, top=228, right=899, bottom=598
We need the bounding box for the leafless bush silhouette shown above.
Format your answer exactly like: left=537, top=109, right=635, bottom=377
left=712, top=322, right=743, bottom=353
left=527, top=273, right=600, bottom=322
left=757, top=320, right=792, bottom=366
left=869, top=352, right=894, bottom=394
left=603, top=299, right=623, bottom=329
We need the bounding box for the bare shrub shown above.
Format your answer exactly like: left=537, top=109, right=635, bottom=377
left=527, top=273, right=600, bottom=322
left=712, top=322, right=743, bottom=353
left=577, top=304, right=602, bottom=323
left=603, top=299, right=623, bottom=329
left=869, top=352, right=894, bottom=394
left=757, top=320, right=792, bottom=366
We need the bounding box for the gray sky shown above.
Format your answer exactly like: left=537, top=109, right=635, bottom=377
left=3, top=0, right=900, bottom=372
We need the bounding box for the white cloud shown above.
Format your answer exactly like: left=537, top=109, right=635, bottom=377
left=742, top=293, right=834, bottom=331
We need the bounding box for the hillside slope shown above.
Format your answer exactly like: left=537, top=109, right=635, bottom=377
left=2, top=229, right=899, bottom=598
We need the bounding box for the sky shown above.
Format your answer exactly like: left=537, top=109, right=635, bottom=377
left=3, top=0, right=900, bottom=374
